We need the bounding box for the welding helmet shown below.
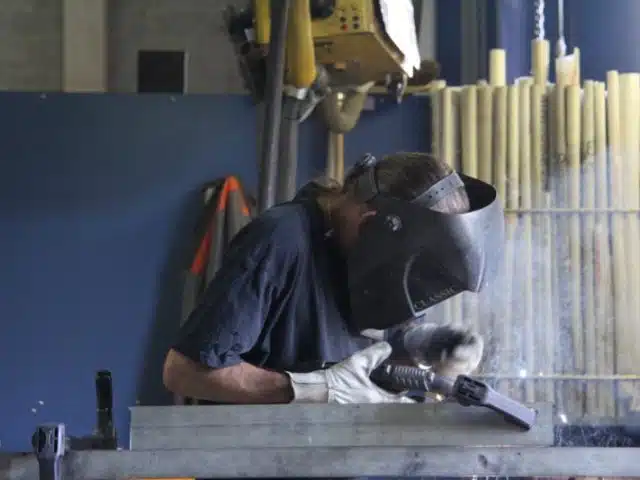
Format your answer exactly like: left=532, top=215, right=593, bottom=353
left=345, top=154, right=505, bottom=332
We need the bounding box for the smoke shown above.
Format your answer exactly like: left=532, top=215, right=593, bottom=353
left=431, top=145, right=640, bottom=431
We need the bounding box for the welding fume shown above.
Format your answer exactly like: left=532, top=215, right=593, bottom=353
left=163, top=0, right=533, bottom=427
left=421, top=0, right=640, bottom=426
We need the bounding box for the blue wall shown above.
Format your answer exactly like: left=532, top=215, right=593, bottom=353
left=436, top=0, right=462, bottom=84
left=0, top=93, right=429, bottom=451
left=564, top=0, right=640, bottom=80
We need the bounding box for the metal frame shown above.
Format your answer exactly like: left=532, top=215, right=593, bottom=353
left=4, top=403, right=638, bottom=479
left=4, top=446, right=640, bottom=478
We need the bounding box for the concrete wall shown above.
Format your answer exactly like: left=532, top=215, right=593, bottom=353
left=0, top=0, right=62, bottom=91
left=62, top=0, right=108, bottom=92
left=0, top=0, right=442, bottom=94
left=0, top=0, right=245, bottom=93
left=107, top=0, right=245, bottom=93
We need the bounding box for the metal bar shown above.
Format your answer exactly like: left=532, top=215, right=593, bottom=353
left=476, top=373, right=640, bottom=380
left=4, top=447, right=640, bottom=479
left=129, top=403, right=553, bottom=450
left=256, top=0, right=290, bottom=212
left=129, top=423, right=547, bottom=450
left=129, top=402, right=550, bottom=427
left=505, top=208, right=640, bottom=213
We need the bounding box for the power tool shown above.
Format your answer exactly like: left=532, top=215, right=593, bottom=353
left=370, top=362, right=538, bottom=430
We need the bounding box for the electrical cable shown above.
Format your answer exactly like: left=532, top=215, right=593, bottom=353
left=534, top=0, right=545, bottom=40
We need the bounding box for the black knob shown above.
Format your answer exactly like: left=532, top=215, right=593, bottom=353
left=310, top=0, right=336, bottom=19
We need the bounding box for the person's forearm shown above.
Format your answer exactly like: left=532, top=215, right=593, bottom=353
left=163, top=349, right=294, bottom=404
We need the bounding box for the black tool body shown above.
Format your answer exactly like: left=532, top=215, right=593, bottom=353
left=32, top=423, right=66, bottom=480
left=94, top=370, right=117, bottom=449
left=370, top=362, right=537, bottom=430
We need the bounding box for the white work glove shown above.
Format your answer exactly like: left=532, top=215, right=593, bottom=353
left=403, top=323, right=484, bottom=377
left=286, top=342, right=415, bottom=404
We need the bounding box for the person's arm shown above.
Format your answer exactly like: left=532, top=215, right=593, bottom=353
left=163, top=349, right=293, bottom=404
left=162, top=217, right=296, bottom=403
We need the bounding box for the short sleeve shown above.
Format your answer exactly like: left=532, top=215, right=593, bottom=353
left=172, top=217, right=296, bottom=369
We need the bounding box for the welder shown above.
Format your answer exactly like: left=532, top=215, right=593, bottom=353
left=162, top=151, right=504, bottom=404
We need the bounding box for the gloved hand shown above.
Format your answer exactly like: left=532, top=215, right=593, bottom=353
left=286, top=342, right=415, bottom=404
left=403, top=323, right=484, bottom=377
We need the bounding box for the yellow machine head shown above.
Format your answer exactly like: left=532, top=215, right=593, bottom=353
left=307, top=0, right=412, bottom=85
left=226, top=0, right=438, bottom=98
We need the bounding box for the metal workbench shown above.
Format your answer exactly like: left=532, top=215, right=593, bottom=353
left=4, top=445, right=640, bottom=478
left=3, top=403, right=640, bottom=479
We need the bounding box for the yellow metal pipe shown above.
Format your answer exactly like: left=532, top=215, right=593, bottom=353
left=566, top=84, right=583, bottom=414
left=531, top=39, right=550, bottom=86
left=593, top=80, right=615, bottom=416
left=489, top=49, right=506, bottom=87
left=285, top=0, right=317, bottom=88
left=254, top=0, right=270, bottom=45
left=581, top=81, right=597, bottom=414
left=619, top=74, right=640, bottom=394
left=321, top=91, right=369, bottom=133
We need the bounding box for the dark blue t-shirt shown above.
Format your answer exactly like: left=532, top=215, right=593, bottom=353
left=172, top=190, right=371, bottom=376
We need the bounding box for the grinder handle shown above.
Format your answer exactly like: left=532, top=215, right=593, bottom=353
left=370, top=364, right=537, bottom=430
left=36, top=457, right=62, bottom=480
left=370, top=363, right=431, bottom=392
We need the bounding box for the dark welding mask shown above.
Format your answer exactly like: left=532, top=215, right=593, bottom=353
left=345, top=154, right=505, bottom=332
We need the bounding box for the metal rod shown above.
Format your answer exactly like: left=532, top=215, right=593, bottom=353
left=275, top=94, right=300, bottom=203
left=476, top=373, right=640, bottom=381
left=504, top=208, right=640, bottom=213
left=556, top=0, right=566, bottom=58
left=256, top=0, right=290, bottom=212
left=5, top=447, right=640, bottom=479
